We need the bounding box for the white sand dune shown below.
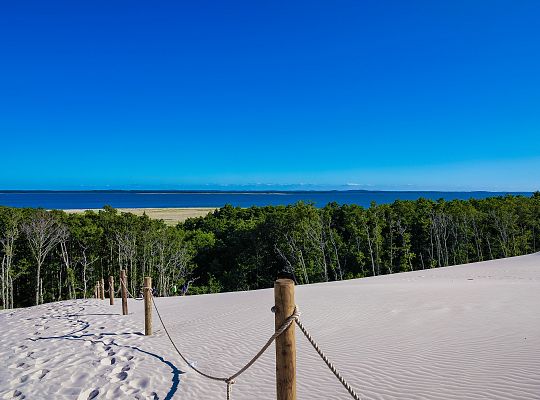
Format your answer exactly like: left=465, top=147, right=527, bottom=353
left=1, top=253, right=540, bottom=399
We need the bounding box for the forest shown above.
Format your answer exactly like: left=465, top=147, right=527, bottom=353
left=1, top=193, right=539, bottom=309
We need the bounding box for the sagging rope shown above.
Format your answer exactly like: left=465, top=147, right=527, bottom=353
left=267, top=306, right=361, bottom=400
left=150, top=293, right=299, bottom=399
left=294, top=319, right=361, bottom=400
left=147, top=289, right=361, bottom=399
left=120, top=279, right=144, bottom=301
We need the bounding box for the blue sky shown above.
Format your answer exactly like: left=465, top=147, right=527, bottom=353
left=0, top=1, right=539, bottom=191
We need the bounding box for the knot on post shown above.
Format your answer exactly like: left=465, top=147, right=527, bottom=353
left=226, top=379, right=235, bottom=400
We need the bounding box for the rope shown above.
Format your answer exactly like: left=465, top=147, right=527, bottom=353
left=142, top=287, right=360, bottom=399
left=294, top=319, right=361, bottom=400
left=120, top=279, right=143, bottom=301
left=150, top=293, right=299, bottom=399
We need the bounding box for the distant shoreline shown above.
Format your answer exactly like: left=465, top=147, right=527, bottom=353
left=1, top=191, right=534, bottom=210
left=0, top=189, right=531, bottom=194
left=64, top=207, right=217, bottom=225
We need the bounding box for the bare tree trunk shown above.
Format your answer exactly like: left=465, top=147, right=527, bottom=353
left=36, top=261, right=42, bottom=305
left=59, top=231, right=75, bottom=299
left=326, top=220, right=343, bottom=280
left=116, top=231, right=137, bottom=296
left=39, top=277, right=44, bottom=305
left=471, top=218, right=483, bottom=261
left=1, top=255, right=5, bottom=308
left=388, top=218, right=394, bottom=274
left=57, top=262, right=63, bottom=301
left=486, top=236, right=494, bottom=260
left=1, top=215, right=19, bottom=309
left=22, top=210, right=62, bottom=305
left=364, top=225, right=376, bottom=276
left=9, top=275, right=14, bottom=309
left=82, top=249, right=88, bottom=298
left=355, top=236, right=366, bottom=276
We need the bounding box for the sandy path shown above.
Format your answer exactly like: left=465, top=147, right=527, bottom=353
left=1, top=253, right=540, bottom=399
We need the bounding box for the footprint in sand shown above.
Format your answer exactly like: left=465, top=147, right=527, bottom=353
left=76, top=388, right=99, bottom=400
left=33, top=369, right=49, bottom=380
left=129, top=377, right=150, bottom=391
left=112, top=365, right=130, bottom=375
left=110, top=371, right=128, bottom=383
left=8, top=362, right=29, bottom=371
left=100, top=356, right=116, bottom=365
left=16, top=368, right=49, bottom=384
left=3, top=389, right=25, bottom=399
left=139, top=392, right=158, bottom=400
left=18, top=375, right=29, bottom=384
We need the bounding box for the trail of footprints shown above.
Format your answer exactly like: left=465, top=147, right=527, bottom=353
left=1, top=301, right=161, bottom=400
left=3, top=303, right=89, bottom=399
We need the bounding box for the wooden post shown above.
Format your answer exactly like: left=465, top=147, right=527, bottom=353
left=94, top=283, right=98, bottom=299
left=144, top=277, right=152, bottom=335
left=100, top=278, right=105, bottom=300
left=120, top=269, right=128, bottom=315
left=274, top=279, right=296, bottom=400
left=109, top=276, right=114, bottom=305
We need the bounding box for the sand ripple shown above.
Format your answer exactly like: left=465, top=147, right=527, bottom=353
left=1, top=253, right=539, bottom=399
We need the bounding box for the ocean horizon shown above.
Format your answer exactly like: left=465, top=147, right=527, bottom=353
left=0, top=190, right=533, bottom=209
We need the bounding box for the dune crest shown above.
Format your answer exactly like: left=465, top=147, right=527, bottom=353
left=1, top=253, right=540, bottom=399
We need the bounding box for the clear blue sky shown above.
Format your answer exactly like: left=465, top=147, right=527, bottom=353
left=1, top=1, right=539, bottom=191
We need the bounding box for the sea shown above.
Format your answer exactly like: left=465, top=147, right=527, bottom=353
left=0, top=191, right=532, bottom=209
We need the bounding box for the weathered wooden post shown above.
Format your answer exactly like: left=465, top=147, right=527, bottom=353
left=120, top=269, right=128, bottom=315
left=274, top=279, right=296, bottom=400
left=144, top=277, right=152, bottom=336
left=109, top=275, right=114, bottom=305
left=100, top=278, right=105, bottom=300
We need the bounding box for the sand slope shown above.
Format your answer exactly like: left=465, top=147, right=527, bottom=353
left=1, top=254, right=540, bottom=399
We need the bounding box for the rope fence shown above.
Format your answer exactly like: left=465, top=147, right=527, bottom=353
left=98, top=272, right=361, bottom=400
left=120, top=279, right=143, bottom=301
left=103, top=286, right=121, bottom=296
left=151, top=293, right=301, bottom=399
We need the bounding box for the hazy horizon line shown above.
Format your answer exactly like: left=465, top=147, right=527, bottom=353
left=0, top=188, right=535, bottom=194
